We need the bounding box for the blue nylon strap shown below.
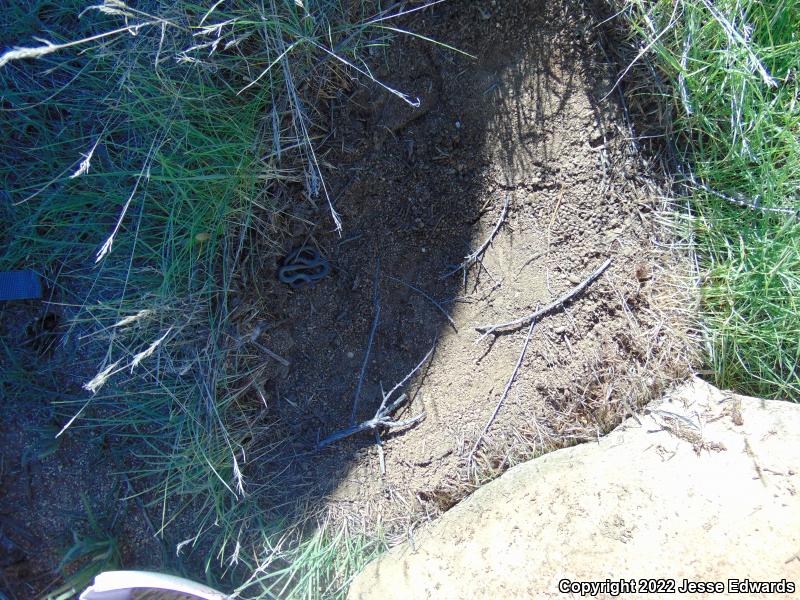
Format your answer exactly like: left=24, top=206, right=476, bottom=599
left=0, top=270, right=43, bottom=301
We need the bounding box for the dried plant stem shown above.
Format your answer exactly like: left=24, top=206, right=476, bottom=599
left=387, top=275, right=456, bottom=331
left=319, top=343, right=435, bottom=450
left=351, top=263, right=382, bottom=425
left=468, top=319, right=536, bottom=465
left=477, top=258, right=612, bottom=337
left=443, top=194, right=510, bottom=279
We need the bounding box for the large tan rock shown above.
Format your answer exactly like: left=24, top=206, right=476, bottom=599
left=348, top=378, right=800, bottom=599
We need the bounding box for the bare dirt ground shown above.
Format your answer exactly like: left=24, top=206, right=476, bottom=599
left=241, top=0, right=693, bottom=535
left=0, top=303, right=167, bottom=595
left=0, top=0, right=694, bottom=596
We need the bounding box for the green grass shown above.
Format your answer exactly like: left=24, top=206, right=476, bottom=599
left=234, top=519, right=388, bottom=599
left=620, top=0, right=800, bottom=400
left=7, top=0, right=796, bottom=596
left=0, top=0, right=402, bottom=594
left=45, top=493, right=121, bottom=600
left=1, top=0, right=284, bottom=570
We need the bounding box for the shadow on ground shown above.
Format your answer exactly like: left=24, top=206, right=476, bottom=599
left=243, top=0, right=624, bottom=531
left=1, top=0, right=685, bottom=596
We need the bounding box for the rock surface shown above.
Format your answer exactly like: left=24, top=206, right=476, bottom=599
left=348, top=378, right=800, bottom=599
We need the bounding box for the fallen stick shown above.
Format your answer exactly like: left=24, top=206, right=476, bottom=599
left=381, top=343, right=436, bottom=405
left=351, top=263, right=381, bottom=425
left=468, top=318, right=537, bottom=465
left=318, top=343, right=435, bottom=450
left=237, top=323, right=290, bottom=367
left=387, top=275, right=457, bottom=331
left=476, top=257, right=612, bottom=337
left=317, top=393, right=425, bottom=450
left=685, top=169, right=799, bottom=216
left=251, top=340, right=290, bottom=368
left=442, top=194, right=509, bottom=279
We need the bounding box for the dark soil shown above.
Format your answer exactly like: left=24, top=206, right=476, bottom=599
left=0, top=301, right=167, bottom=597
left=238, top=0, right=691, bottom=538
left=0, top=1, right=693, bottom=597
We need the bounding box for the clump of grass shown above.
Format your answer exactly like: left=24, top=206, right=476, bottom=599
left=2, top=0, right=284, bottom=569
left=618, top=0, right=800, bottom=400
left=0, top=0, right=408, bottom=591
left=45, top=493, right=121, bottom=600
left=234, top=517, right=388, bottom=600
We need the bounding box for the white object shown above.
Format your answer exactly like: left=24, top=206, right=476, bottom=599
left=79, top=570, right=229, bottom=600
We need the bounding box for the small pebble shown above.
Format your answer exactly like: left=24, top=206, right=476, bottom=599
left=347, top=351, right=355, bottom=359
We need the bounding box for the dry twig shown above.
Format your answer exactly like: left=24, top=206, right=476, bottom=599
left=318, top=392, right=423, bottom=449
left=375, top=432, right=386, bottom=475
left=351, top=263, right=381, bottom=425
left=387, top=275, right=457, bottom=331
left=318, top=344, right=435, bottom=450
left=443, top=194, right=510, bottom=279
left=684, top=170, right=799, bottom=216
left=235, top=322, right=289, bottom=367
left=477, top=258, right=612, bottom=337
left=468, top=318, right=537, bottom=465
